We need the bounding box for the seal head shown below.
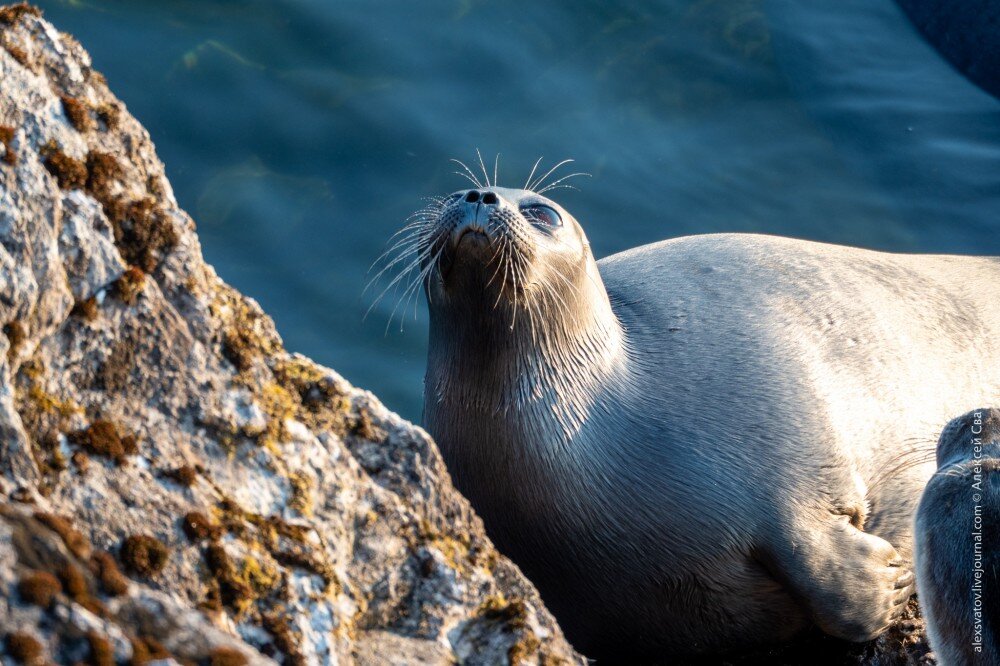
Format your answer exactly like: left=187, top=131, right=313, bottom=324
left=915, top=408, right=1000, bottom=664
left=421, top=186, right=624, bottom=431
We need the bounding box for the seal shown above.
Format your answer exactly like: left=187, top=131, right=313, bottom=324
left=402, top=181, right=1000, bottom=659
left=915, top=408, right=1000, bottom=665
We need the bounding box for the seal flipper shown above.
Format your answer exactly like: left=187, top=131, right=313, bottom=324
left=762, top=514, right=915, bottom=642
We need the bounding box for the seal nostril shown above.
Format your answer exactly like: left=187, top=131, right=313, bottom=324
left=465, top=191, right=480, bottom=203
left=482, top=192, right=498, bottom=205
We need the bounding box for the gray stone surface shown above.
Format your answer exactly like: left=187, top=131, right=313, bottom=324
left=0, top=4, right=584, bottom=664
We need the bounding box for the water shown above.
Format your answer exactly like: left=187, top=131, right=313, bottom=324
left=36, top=0, right=1000, bottom=423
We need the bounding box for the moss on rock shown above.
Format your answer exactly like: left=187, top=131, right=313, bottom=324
left=209, top=646, right=249, bottom=666
left=3, top=631, right=45, bottom=665
left=68, top=420, right=138, bottom=464
left=181, top=511, right=220, bottom=542
left=17, top=570, right=61, bottom=607
left=114, top=266, right=146, bottom=304
left=85, top=630, right=114, bottom=666
left=90, top=550, right=129, bottom=596
left=60, top=95, right=92, bottom=132
left=0, top=125, right=16, bottom=165
left=119, top=534, right=169, bottom=577
left=0, top=2, right=40, bottom=26
left=128, top=635, right=170, bottom=665
left=42, top=146, right=87, bottom=190
left=34, top=512, right=91, bottom=559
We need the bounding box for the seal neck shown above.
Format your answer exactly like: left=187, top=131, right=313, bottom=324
left=424, top=260, right=629, bottom=444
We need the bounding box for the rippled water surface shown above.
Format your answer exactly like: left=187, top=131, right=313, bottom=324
left=37, top=0, right=1000, bottom=421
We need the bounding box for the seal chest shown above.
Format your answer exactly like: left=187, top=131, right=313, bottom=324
left=398, top=181, right=1000, bottom=659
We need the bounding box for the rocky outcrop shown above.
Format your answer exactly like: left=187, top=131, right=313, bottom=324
left=0, top=4, right=583, bottom=664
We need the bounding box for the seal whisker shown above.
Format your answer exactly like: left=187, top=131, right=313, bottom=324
left=476, top=148, right=492, bottom=187
left=484, top=233, right=509, bottom=291
left=364, top=242, right=427, bottom=294
left=371, top=225, right=429, bottom=262
left=868, top=444, right=938, bottom=493
left=493, top=234, right=514, bottom=311
left=366, top=241, right=439, bottom=322
left=537, top=172, right=591, bottom=195
left=387, top=243, right=446, bottom=333
left=453, top=171, right=482, bottom=188
left=509, top=247, right=522, bottom=331
left=399, top=247, right=441, bottom=319
left=540, top=273, right=571, bottom=314
left=493, top=153, right=500, bottom=188
left=368, top=199, right=447, bottom=287
left=376, top=229, right=429, bottom=259
left=545, top=264, right=582, bottom=301
left=536, top=184, right=580, bottom=194
left=529, top=158, right=574, bottom=192
left=450, top=158, right=483, bottom=188
left=524, top=156, right=544, bottom=190
left=365, top=224, right=436, bottom=285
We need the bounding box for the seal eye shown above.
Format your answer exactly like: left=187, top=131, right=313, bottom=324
left=523, top=205, right=562, bottom=228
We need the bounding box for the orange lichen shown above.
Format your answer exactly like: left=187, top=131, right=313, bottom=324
left=71, top=296, right=99, bottom=321
left=4, top=43, right=29, bottom=68
left=42, top=147, right=87, bottom=190
left=68, top=419, right=138, bottom=464
left=9, top=486, right=34, bottom=503
left=0, top=125, right=16, bottom=165
left=17, top=570, right=61, bottom=607
left=85, top=152, right=178, bottom=272
left=287, top=471, right=314, bottom=517
left=0, top=3, right=41, bottom=25
left=351, top=406, right=376, bottom=440
left=114, top=266, right=146, bottom=304
left=181, top=511, right=220, bottom=542
left=96, top=103, right=120, bottom=131
left=113, top=198, right=177, bottom=273
left=90, top=550, right=129, bottom=596
left=120, top=535, right=169, bottom=577
left=34, top=512, right=91, bottom=559
left=85, top=631, right=114, bottom=666
left=128, top=635, right=170, bottom=664
left=209, top=646, right=249, bottom=666
left=261, top=613, right=305, bottom=666
left=56, top=562, right=105, bottom=616
left=4, top=320, right=25, bottom=361
left=203, top=543, right=253, bottom=614
left=84, top=150, right=124, bottom=195
left=72, top=450, right=91, bottom=473
left=60, top=95, right=93, bottom=132
left=4, top=631, right=44, bottom=665
left=164, top=464, right=197, bottom=487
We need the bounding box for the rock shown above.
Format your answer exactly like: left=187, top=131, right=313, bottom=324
left=0, top=4, right=584, bottom=664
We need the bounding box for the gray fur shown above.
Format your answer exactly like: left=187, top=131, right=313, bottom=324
left=915, top=409, right=1000, bottom=665
left=415, top=186, right=1000, bottom=659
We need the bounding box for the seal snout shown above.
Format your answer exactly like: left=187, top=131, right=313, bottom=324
left=447, top=188, right=506, bottom=249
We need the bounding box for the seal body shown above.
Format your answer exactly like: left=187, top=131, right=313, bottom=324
left=915, top=408, right=1000, bottom=665
left=414, top=186, right=1000, bottom=659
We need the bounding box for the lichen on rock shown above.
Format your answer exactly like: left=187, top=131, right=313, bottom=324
left=0, top=4, right=583, bottom=664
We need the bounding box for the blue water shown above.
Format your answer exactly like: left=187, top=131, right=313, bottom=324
left=37, top=0, right=1000, bottom=422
